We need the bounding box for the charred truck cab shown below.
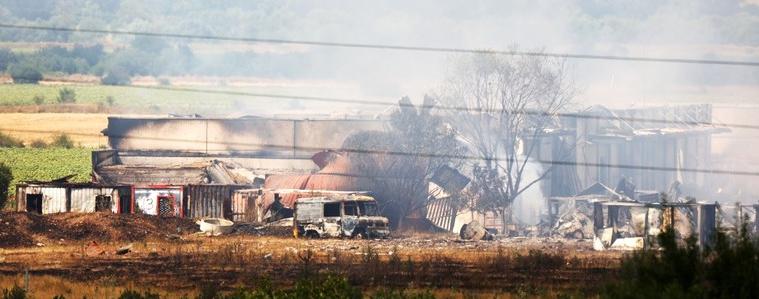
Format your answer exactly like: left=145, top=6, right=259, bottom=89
left=293, top=194, right=390, bottom=239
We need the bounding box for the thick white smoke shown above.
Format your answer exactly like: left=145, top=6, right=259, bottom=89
left=510, top=157, right=546, bottom=225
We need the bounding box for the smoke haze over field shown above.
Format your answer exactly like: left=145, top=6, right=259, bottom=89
left=1, top=0, right=758, bottom=105
left=2, top=0, right=759, bottom=199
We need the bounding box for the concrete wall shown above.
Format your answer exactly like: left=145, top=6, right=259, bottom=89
left=105, top=117, right=384, bottom=157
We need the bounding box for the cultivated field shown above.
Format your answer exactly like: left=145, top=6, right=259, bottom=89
left=0, top=148, right=91, bottom=200
left=0, top=113, right=109, bottom=147
left=0, top=212, right=623, bottom=298
left=0, top=79, right=378, bottom=116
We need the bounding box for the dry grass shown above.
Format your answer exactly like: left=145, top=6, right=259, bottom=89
left=0, top=113, right=108, bottom=147
left=0, top=234, right=622, bottom=297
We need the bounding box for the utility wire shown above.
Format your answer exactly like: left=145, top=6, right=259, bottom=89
left=2, top=127, right=758, bottom=177
left=3, top=75, right=750, bottom=131
left=1, top=23, right=758, bottom=67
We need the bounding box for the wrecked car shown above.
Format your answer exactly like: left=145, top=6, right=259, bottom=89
left=293, top=194, right=390, bottom=239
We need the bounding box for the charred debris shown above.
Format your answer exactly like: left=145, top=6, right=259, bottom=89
left=13, top=104, right=756, bottom=249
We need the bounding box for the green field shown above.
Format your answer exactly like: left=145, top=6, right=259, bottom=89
left=0, top=84, right=256, bottom=114
left=0, top=148, right=91, bottom=201
left=0, top=83, right=369, bottom=115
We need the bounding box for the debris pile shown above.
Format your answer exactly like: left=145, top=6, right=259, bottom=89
left=552, top=212, right=594, bottom=239
left=0, top=212, right=198, bottom=248
left=459, top=221, right=494, bottom=241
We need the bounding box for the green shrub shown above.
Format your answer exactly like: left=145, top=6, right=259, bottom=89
left=225, top=276, right=362, bottom=299
left=0, top=132, right=24, bottom=148
left=0, top=163, right=11, bottom=209
left=8, top=63, right=42, bottom=84
left=28, top=139, right=47, bottom=148
left=105, top=95, right=116, bottom=106
left=603, top=227, right=759, bottom=298
left=32, top=94, right=45, bottom=105
left=50, top=133, right=75, bottom=148
left=56, top=87, right=76, bottom=104
left=0, top=49, right=17, bottom=72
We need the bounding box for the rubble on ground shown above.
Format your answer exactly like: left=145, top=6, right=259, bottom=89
left=0, top=212, right=197, bottom=248
left=552, top=212, right=594, bottom=239
left=459, top=221, right=494, bottom=240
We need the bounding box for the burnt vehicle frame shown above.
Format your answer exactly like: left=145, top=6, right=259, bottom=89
left=292, top=194, right=390, bottom=239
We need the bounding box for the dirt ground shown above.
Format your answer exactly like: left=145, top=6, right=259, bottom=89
left=0, top=213, right=625, bottom=297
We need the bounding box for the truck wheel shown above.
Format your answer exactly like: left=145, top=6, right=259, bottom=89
left=353, top=229, right=367, bottom=239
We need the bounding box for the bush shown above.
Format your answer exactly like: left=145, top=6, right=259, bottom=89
left=0, top=163, right=11, bottom=209
left=105, top=95, right=116, bottom=106
left=8, top=63, right=43, bottom=84
left=603, top=227, right=759, bottom=298
left=56, top=87, right=76, bottom=104
left=28, top=139, right=47, bottom=148
left=50, top=133, right=75, bottom=148
left=226, top=276, right=362, bottom=299
left=32, top=94, right=45, bottom=105
left=0, top=49, right=17, bottom=72
left=0, top=132, right=24, bottom=148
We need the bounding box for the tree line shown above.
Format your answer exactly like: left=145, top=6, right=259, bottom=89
left=0, top=37, right=195, bottom=85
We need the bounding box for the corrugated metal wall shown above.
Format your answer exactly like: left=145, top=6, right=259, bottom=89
left=186, top=185, right=247, bottom=219
left=426, top=196, right=457, bottom=232
left=231, top=189, right=263, bottom=222
left=70, top=188, right=119, bottom=213
left=18, top=185, right=123, bottom=214
left=18, top=186, right=69, bottom=214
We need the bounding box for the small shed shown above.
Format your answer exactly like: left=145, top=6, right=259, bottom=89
left=16, top=181, right=130, bottom=214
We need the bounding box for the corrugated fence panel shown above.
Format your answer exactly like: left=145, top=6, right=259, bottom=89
left=70, top=188, right=116, bottom=213
left=40, top=187, right=67, bottom=214
left=231, top=190, right=261, bottom=222
left=188, top=185, right=247, bottom=219
left=426, top=196, right=456, bottom=232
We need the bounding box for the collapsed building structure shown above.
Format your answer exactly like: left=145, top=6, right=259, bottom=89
left=13, top=104, right=742, bottom=244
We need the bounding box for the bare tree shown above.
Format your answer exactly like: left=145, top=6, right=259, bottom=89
left=343, top=96, right=465, bottom=229
left=439, top=51, right=574, bottom=232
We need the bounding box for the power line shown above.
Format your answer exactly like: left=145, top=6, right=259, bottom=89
left=91, top=84, right=759, bottom=131
left=5, top=75, right=748, bottom=131
left=2, top=127, right=758, bottom=177
left=1, top=23, right=758, bottom=67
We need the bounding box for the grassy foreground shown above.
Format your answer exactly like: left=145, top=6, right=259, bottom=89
left=0, top=148, right=91, bottom=202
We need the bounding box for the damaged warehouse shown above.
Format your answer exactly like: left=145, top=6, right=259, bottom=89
left=11, top=104, right=742, bottom=246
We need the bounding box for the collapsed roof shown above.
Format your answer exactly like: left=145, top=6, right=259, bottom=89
left=93, top=159, right=262, bottom=186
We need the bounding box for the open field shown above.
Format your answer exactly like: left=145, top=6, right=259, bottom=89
left=0, top=80, right=378, bottom=116
left=0, top=213, right=624, bottom=298
left=0, top=113, right=109, bottom=147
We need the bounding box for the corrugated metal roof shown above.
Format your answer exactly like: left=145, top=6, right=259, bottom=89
left=262, top=153, right=371, bottom=209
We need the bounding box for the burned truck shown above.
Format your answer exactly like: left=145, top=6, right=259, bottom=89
left=293, top=194, right=390, bottom=239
